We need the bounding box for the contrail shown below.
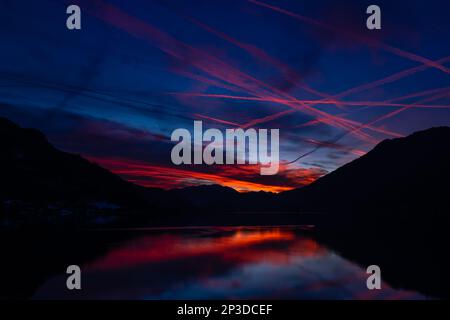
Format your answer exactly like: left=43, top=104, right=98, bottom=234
left=181, top=13, right=345, bottom=109
left=83, top=0, right=378, bottom=143
left=287, top=88, right=450, bottom=163
left=173, top=92, right=450, bottom=109
left=362, top=90, right=450, bottom=129
left=248, top=0, right=450, bottom=74
left=238, top=55, right=450, bottom=128
left=194, top=114, right=242, bottom=127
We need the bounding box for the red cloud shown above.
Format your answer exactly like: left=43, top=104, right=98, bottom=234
left=86, top=156, right=327, bottom=192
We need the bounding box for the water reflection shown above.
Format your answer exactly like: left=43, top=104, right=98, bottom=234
left=33, top=226, right=424, bottom=299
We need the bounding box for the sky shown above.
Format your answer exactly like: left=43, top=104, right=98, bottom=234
left=1, top=0, right=450, bottom=192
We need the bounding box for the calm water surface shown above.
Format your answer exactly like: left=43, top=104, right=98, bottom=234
left=33, top=226, right=424, bottom=299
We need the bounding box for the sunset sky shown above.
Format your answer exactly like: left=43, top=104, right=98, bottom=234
left=1, top=0, right=450, bottom=192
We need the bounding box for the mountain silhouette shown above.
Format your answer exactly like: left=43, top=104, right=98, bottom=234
left=2, top=117, right=450, bottom=298
left=2, top=116, right=450, bottom=221
left=0, top=117, right=175, bottom=226
left=277, top=126, right=450, bottom=299
left=170, top=185, right=278, bottom=212
left=0, top=117, right=279, bottom=226
left=279, top=126, right=450, bottom=219
left=2, top=116, right=450, bottom=226
left=0, top=117, right=136, bottom=202
left=171, top=184, right=240, bottom=208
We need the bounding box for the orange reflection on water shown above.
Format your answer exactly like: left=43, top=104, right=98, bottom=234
left=88, top=227, right=322, bottom=271
left=34, top=226, right=425, bottom=300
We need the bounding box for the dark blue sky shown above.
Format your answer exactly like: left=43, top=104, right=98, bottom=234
left=1, top=0, right=450, bottom=191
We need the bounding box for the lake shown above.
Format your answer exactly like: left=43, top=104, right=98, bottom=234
left=32, top=225, right=424, bottom=299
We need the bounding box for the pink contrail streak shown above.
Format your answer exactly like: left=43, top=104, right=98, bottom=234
left=248, top=0, right=450, bottom=74
left=173, top=92, right=450, bottom=109
left=238, top=55, right=450, bottom=130
left=83, top=0, right=376, bottom=143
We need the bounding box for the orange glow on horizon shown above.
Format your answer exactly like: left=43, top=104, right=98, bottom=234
left=86, top=156, right=325, bottom=193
